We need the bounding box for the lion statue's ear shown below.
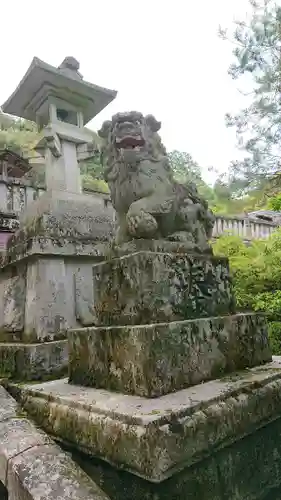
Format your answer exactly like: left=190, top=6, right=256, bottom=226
left=98, top=120, right=112, bottom=139
left=145, top=114, right=161, bottom=133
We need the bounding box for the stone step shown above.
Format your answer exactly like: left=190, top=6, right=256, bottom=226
left=68, top=313, right=271, bottom=397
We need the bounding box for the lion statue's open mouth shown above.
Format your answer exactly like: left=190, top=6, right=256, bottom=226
left=98, top=111, right=214, bottom=252
left=115, top=136, right=145, bottom=150
left=113, top=113, right=147, bottom=152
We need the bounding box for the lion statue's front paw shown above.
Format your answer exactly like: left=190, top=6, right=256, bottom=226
left=127, top=211, right=158, bottom=238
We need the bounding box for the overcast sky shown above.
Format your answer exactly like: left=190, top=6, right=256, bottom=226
left=1, top=0, right=250, bottom=182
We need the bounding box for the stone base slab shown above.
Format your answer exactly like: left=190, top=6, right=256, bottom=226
left=68, top=313, right=271, bottom=397
left=91, top=249, right=235, bottom=326
left=14, top=358, right=281, bottom=482
left=67, top=403, right=281, bottom=500
left=0, top=340, right=68, bottom=380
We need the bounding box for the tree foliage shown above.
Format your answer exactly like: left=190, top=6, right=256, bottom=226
left=168, top=150, right=215, bottom=200
left=168, top=150, right=204, bottom=185
left=79, top=144, right=109, bottom=193
left=168, top=151, right=271, bottom=214
left=213, top=230, right=281, bottom=353
left=0, top=111, right=40, bottom=156
left=0, top=111, right=109, bottom=192
left=220, top=0, right=281, bottom=194
left=267, top=192, right=281, bottom=210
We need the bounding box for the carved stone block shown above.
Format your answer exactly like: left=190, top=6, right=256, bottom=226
left=68, top=313, right=271, bottom=397
left=92, top=249, right=235, bottom=326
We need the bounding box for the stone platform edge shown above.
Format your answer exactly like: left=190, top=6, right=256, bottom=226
left=0, top=384, right=109, bottom=500
left=11, top=358, right=281, bottom=483
left=0, top=340, right=68, bottom=380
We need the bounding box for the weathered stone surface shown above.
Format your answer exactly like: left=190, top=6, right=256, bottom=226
left=17, top=358, right=281, bottom=482
left=0, top=189, right=113, bottom=343
left=3, top=274, right=25, bottom=332
left=215, top=419, right=281, bottom=500
left=99, top=111, right=214, bottom=250
left=75, top=265, right=96, bottom=326
left=0, top=251, right=107, bottom=343
left=0, top=385, right=109, bottom=499
left=0, top=418, right=50, bottom=484
left=92, top=250, right=235, bottom=326
left=70, top=447, right=221, bottom=500
left=0, top=252, right=107, bottom=342
left=0, top=386, right=17, bottom=422
left=68, top=313, right=271, bottom=396
left=24, top=258, right=74, bottom=342
left=1, top=235, right=108, bottom=268
left=69, top=408, right=281, bottom=500
left=8, top=443, right=109, bottom=500
left=107, top=238, right=212, bottom=257
left=3, top=189, right=114, bottom=266
left=0, top=340, right=68, bottom=380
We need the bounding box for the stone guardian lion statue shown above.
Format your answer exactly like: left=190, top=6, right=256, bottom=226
left=98, top=111, right=215, bottom=253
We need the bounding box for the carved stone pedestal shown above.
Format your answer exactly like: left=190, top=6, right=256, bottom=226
left=0, top=190, right=114, bottom=380
left=68, top=242, right=271, bottom=396
left=91, top=248, right=235, bottom=326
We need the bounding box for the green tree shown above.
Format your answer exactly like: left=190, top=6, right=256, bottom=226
left=81, top=173, right=109, bottom=193
left=168, top=150, right=203, bottom=185
left=79, top=132, right=109, bottom=193
left=168, top=150, right=216, bottom=203
left=0, top=111, right=40, bottom=156
left=167, top=151, right=262, bottom=214
left=0, top=112, right=109, bottom=192
left=80, top=159, right=104, bottom=181
left=220, top=0, right=281, bottom=194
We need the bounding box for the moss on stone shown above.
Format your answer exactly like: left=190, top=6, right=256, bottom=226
left=12, top=364, right=281, bottom=486
left=69, top=313, right=271, bottom=397
left=0, top=330, right=22, bottom=343
left=91, top=250, right=235, bottom=328
left=0, top=341, right=68, bottom=382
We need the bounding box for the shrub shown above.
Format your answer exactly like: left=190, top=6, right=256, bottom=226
left=213, top=230, right=281, bottom=353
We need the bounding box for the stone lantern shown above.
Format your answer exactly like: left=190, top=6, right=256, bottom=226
left=0, top=57, right=117, bottom=380
left=2, top=56, right=116, bottom=194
